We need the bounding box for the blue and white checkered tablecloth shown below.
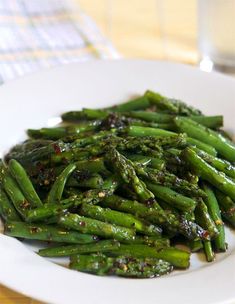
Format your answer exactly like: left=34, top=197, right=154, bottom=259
left=0, top=0, right=119, bottom=83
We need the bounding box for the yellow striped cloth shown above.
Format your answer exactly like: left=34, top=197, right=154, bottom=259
left=0, top=0, right=119, bottom=83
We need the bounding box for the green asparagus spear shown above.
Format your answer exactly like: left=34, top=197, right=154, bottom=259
left=107, top=244, right=190, bottom=269
left=38, top=240, right=120, bottom=257
left=182, top=147, right=235, bottom=200
left=192, top=147, right=235, bottom=179
left=2, top=172, right=31, bottom=220
left=70, top=254, right=173, bottom=277
left=7, top=139, right=53, bottom=155
left=201, top=183, right=226, bottom=252
left=6, top=141, right=68, bottom=170
left=129, top=121, right=175, bottom=131
left=127, top=125, right=175, bottom=138
left=134, top=165, right=206, bottom=198
left=101, top=175, right=119, bottom=192
left=27, top=189, right=112, bottom=222
left=145, top=90, right=202, bottom=116
left=62, top=109, right=107, bottom=121
left=188, top=240, right=203, bottom=252
left=159, top=200, right=209, bottom=240
left=175, top=117, right=235, bottom=162
left=47, top=163, right=76, bottom=204
left=184, top=116, right=223, bottom=129
left=125, top=111, right=222, bottom=129
left=27, top=127, right=67, bottom=139
left=64, top=187, right=82, bottom=197
left=215, top=190, right=235, bottom=228
left=67, top=173, right=104, bottom=189
left=105, top=135, right=164, bottom=157
left=69, top=131, right=113, bottom=148
left=26, top=200, right=74, bottom=222
left=124, top=154, right=152, bottom=166
left=146, top=182, right=197, bottom=212
left=101, top=195, right=169, bottom=226
left=203, top=240, right=215, bottom=262
left=194, top=199, right=219, bottom=239
left=105, top=148, right=155, bottom=204
left=101, top=195, right=207, bottom=240
left=187, top=138, right=217, bottom=156
left=0, top=188, right=20, bottom=221
left=50, top=146, right=99, bottom=164
left=5, top=221, right=99, bottom=244
left=127, top=126, right=217, bottom=156
left=79, top=204, right=162, bottom=236
left=122, top=235, right=170, bottom=247
left=8, top=159, right=43, bottom=208
left=75, top=158, right=108, bottom=174
left=59, top=213, right=136, bottom=241
left=0, top=162, right=20, bottom=222
left=148, top=158, right=165, bottom=170
left=106, top=95, right=151, bottom=112
left=28, top=122, right=100, bottom=140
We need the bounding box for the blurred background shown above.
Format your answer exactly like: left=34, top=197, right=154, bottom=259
left=79, top=0, right=197, bottom=63
left=0, top=0, right=234, bottom=83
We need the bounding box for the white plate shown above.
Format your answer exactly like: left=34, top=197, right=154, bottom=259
left=0, top=60, right=235, bottom=304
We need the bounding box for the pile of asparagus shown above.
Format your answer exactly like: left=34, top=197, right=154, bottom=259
left=1, top=90, right=235, bottom=278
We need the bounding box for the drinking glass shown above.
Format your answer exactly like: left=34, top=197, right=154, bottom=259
left=198, top=0, right=235, bottom=73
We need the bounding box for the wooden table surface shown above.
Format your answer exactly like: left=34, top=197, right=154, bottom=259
left=0, top=0, right=230, bottom=303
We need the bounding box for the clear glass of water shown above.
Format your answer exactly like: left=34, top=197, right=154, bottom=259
left=198, top=0, right=235, bottom=73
